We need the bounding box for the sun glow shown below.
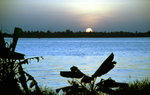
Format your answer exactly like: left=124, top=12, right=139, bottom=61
left=66, top=0, right=113, bottom=14
left=86, top=28, right=93, bottom=33
left=65, top=0, right=113, bottom=27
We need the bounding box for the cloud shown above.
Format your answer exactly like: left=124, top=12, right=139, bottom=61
left=0, top=0, right=150, bottom=33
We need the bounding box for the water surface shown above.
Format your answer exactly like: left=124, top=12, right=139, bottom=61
left=5, top=38, right=150, bottom=88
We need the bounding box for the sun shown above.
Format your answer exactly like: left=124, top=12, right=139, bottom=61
left=86, top=28, right=93, bottom=33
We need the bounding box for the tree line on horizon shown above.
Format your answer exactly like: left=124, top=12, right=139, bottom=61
left=1, top=29, right=150, bottom=38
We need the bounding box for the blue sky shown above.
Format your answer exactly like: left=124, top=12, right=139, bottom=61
left=0, top=0, right=150, bottom=33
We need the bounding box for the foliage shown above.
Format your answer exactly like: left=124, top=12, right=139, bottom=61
left=38, top=87, right=56, bottom=95
left=57, top=53, right=128, bottom=95
left=115, top=78, right=150, bottom=95
left=0, top=27, right=43, bottom=94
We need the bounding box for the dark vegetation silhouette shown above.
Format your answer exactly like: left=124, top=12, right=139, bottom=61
left=115, top=78, right=150, bottom=95
left=56, top=53, right=128, bottom=95
left=2, top=29, right=150, bottom=38
left=0, top=28, right=43, bottom=95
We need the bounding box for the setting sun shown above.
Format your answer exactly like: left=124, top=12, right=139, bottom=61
left=86, top=28, right=93, bottom=33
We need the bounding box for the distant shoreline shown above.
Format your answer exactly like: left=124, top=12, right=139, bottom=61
left=2, top=30, right=150, bottom=38
left=4, top=35, right=150, bottom=38
left=4, top=37, right=150, bottom=38
left=4, top=36, right=150, bottom=38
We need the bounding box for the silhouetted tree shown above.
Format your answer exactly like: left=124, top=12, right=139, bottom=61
left=2, top=29, right=150, bottom=38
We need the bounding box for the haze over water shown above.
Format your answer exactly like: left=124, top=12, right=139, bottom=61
left=5, top=37, right=150, bottom=88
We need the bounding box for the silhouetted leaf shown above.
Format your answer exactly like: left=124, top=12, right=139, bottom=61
left=81, top=75, right=93, bottom=83
left=96, top=78, right=128, bottom=89
left=25, top=72, right=40, bottom=91
left=60, top=71, right=83, bottom=78
left=30, top=81, right=35, bottom=88
left=26, top=73, right=34, bottom=82
left=60, top=66, right=85, bottom=78
left=35, top=57, right=40, bottom=62
left=70, top=66, right=85, bottom=77
left=19, top=65, right=29, bottom=94
left=92, top=53, right=116, bottom=77
left=10, top=27, right=22, bottom=52
left=18, top=59, right=28, bottom=65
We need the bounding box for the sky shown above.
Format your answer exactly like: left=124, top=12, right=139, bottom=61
left=0, top=0, right=150, bottom=33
